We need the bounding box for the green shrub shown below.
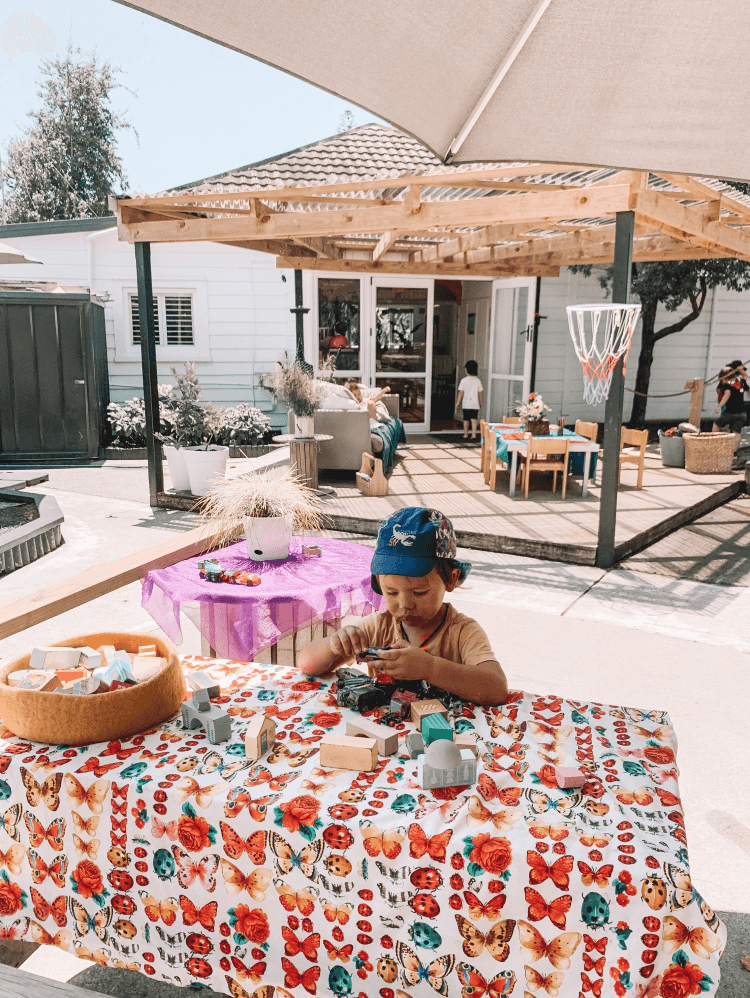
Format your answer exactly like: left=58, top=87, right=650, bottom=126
left=217, top=403, right=271, bottom=447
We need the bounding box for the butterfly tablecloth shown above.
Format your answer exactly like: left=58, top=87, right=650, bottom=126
left=0, top=655, right=724, bottom=998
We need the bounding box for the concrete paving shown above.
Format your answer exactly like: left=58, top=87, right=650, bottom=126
left=1, top=466, right=749, bottom=993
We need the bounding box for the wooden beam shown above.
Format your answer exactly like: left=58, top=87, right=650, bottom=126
left=274, top=256, right=560, bottom=277
left=0, top=525, right=226, bottom=641
left=655, top=173, right=750, bottom=222
left=135, top=193, right=399, bottom=207
left=122, top=186, right=631, bottom=244
left=372, top=231, right=399, bottom=261
left=632, top=190, right=750, bottom=261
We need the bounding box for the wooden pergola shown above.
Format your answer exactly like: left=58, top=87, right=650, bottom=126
left=116, top=163, right=750, bottom=566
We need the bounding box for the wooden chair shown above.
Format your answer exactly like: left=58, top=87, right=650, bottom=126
left=487, top=428, right=509, bottom=491
left=517, top=433, right=571, bottom=498
left=356, top=452, right=389, bottom=495
left=619, top=427, right=649, bottom=489
left=504, top=416, right=521, bottom=424
left=574, top=419, right=598, bottom=443
left=480, top=419, right=490, bottom=478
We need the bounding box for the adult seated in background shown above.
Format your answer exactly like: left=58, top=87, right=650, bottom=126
left=316, top=379, right=405, bottom=471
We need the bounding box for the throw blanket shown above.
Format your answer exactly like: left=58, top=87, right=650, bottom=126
left=372, top=416, right=406, bottom=473
left=0, top=655, right=722, bottom=997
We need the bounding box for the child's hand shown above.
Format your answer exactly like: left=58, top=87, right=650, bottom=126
left=376, top=641, right=433, bottom=682
left=329, top=625, right=367, bottom=660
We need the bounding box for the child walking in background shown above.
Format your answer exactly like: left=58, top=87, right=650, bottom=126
left=713, top=361, right=748, bottom=451
left=299, top=507, right=508, bottom=705
left=456, top=360, right=483, bottom=441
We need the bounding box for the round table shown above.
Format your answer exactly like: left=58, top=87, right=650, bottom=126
left=273, top=433, right=333, bottom=489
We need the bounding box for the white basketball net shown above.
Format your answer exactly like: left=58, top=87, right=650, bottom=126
left=566, top=303, right=642, bottom=404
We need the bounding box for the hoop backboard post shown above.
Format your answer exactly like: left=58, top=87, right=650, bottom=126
left=596, top=211, right=635, bottom=569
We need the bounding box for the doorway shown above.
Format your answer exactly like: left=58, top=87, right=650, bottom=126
left=486, top=278, right=536, bottom=423
left=313, top=274, right=434, bottom=432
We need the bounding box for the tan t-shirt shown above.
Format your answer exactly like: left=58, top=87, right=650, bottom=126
left=357, top=603, right=497, bottom=667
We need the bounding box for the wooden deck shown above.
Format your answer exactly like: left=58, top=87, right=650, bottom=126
left=319, top=436, right=745, bottom=565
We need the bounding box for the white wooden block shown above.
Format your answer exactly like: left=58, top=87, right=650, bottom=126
left=29, top=647, right=81, bottom=671
left=346, top=717, right=398, bottom=756
left=76, top=647, right=101, bottom=670
left=132, top=656, right=164, bottom=683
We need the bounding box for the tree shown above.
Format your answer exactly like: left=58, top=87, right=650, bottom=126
left=3, top=45, right=131, bottom=222
left=574, top=259, right=750, bottom=425
left=337, top=109, right=355, bottom=133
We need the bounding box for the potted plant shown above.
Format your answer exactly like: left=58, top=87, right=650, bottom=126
left=157, top=364, right=229, bottom=495
left=217, top=403, right=272, bottom=456
left=200, top=468, right=321, bottom=561
left=516, top=392, right=552, bottom=435
left=259, top=353, right=326, bottom=438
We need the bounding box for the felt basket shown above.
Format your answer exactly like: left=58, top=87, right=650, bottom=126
left=0, top=632, right=185, bottom=746
left=683, top=432, right=734, bottom=474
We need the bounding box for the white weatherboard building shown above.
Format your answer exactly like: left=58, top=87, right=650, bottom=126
left=1, top=124, right=748, bottom=434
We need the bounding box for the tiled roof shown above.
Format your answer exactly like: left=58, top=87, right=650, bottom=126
left=168, top=123, right=441, bottom=194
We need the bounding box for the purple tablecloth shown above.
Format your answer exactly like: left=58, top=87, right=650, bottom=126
left=142, top=536, right=381, bottom=659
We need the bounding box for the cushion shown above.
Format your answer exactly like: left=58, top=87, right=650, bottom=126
left=319, top=395, right=360, bottom=410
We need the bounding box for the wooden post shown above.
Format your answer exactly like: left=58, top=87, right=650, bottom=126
left=684, top=378, right=705, bottom=428
left=135, top=242, right=163, bottom=504
left=595, top=211, right=635, bottom=569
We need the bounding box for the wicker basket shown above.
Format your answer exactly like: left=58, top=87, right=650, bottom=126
left=525, top=418, right=550, bottom=436
left=683, top=432, right=735, bottom=474
left=0, top=632, right=185, bottom=746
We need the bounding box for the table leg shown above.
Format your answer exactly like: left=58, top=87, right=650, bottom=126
left=290, top=439, right=319, bottom=490
left=582, top=449, right=592, bottom=498
left=508, top=451, right=518, bottom=497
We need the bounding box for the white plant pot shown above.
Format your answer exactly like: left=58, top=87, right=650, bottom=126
left=243, top=515, right=292, bottom=561
left=184, top=445, right=229, bottom=496
left=295, top=416, right=315, bottom=439
left=164, top=444, right=191, bottom=492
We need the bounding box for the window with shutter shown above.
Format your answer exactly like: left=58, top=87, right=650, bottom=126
left=165, top=295, right=194, bottom=345
left=130, top=294, right=160, bottom=345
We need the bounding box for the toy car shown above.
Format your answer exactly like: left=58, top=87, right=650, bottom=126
left=356, top=646, right=391, bottom=663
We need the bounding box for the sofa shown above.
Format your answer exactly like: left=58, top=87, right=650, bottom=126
left=288, top=394, right=400, bottom=471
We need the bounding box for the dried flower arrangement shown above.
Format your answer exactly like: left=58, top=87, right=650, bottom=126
left=259, top=353, right=326, bottom=418
left=516, top=392, right=552, bottom=422
left=199, top=468, right=322, bottom=547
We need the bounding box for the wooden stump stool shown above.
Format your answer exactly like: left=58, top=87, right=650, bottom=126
left=272, top=434, right=333, bottom=490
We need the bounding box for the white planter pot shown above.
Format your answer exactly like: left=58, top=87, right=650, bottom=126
left=243, top=515, right=292, bottom=561
left=164, top=445, right=191, bottom=492
left=184, top=445, right=229, bottom=496
left=295, top=416, right=315, bottom=439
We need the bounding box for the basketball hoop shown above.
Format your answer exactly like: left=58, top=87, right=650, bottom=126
left=566, top=303, right=641, bottom=404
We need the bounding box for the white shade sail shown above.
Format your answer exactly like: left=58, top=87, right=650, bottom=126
left=115, top=0, right=750, bottom=181
left=0, top=242, right=42, bottom=265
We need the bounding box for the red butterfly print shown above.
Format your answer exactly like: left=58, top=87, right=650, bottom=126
left=323, top=940, right=354, bottom=962
left=282, top=958, right=320, bottom=994
left=581, top=972, right=603, bottom=995
left=407, top=825, right=452, bottom=862
left=482, top=758, right=528, bottom=781
left=30, top=888, right=67, bottom=926
left=583, top=954, right=605, bottom=975
left=111, top=801, right=127, bottom=816
left=265, top=706, right=300, bottom=721
left=220, top=823, right=266, bottom=864
left=463, top=890, right=507, bottom=921
left=179, top=896, right=217, bottom=931
left=27, top=850, right=68, bottom=888
left=577, top=861, right=614, bottom=889
left=230, top=955, right=266, bottom=984
left=656, top=788, right=682, bottom=809
left=524, top=887, right=571, bottom=930
left=111, top=783, right=128, bottom=800
left=111, top=817, right=126, bottom=832
left=476, top=774, right=521, bottom=806
left=282, top=925, right=320, bottom=962
left=527, top=850, right=573, bottom=890
left=152, top=816, right=177, bottom=841
left=76, top=758, right=122, bottom=778
left=25, top=813, right=66, bottom=851
left=584, top=934, right=608, bottom=954
left=110, top=833, right=126, bottom=848
left=100, top=741, right=140, bottom=760
left=485, top=742, right=526, bottom=761
left=532, top=712, right=564, bottom=726
left=224, top=790, right=279, bottom=821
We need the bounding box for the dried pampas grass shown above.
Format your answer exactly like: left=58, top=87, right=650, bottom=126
left=199, top=468, right=322, bottom=548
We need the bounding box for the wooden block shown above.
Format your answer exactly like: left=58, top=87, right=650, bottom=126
left=132, top=656, right=164, bottom=683
left=16, top=671, right=61, bottom=691
left=411, top=699, right=448, bottom=730
left=422, top=713, right=453, bottom=744
left=75, top=646, right=101, bottom=670
left=96, top=645, right=117, bottom=665
left=319, top=734, right=378, bottom=771
left=62, top=675, right=101, bottom=695
left=8, top=669, right=55, bottom=688
left=187, top=671, right=220, bottom=697
left=114, top=650, right=132, bottom=664
left=54, top=669, right=88, bottom=685
left=137, top=645, right=158, bottom=657
left=345, top=717, right=398, bottom=756
left=555, top=766, right=585, bottom=789
left=29, top=647, right=81, bottom=671
left=454, top=731, right=479, bottom=757
left=244, top=714, right=277, bottom=760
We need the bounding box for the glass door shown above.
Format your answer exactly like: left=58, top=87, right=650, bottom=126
left=315, top=276, right=363, bottom=380
left=486, top=278, right=535, bottom=423
left=369, top=278, right=433, bottom=432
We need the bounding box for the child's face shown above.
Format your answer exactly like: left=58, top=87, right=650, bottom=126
left=378, top=568, right=456, bottom=626
left=349, top=386, right=363, bottom=401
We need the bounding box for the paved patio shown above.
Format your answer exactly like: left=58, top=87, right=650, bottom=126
left=321, top=435, right=745, bottom=564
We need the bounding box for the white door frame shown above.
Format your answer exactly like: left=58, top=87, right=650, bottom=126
left=486, top=277, right=536, bottom=421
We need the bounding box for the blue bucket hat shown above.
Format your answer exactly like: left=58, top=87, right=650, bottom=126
left=370, top=507, right=471, bottom=585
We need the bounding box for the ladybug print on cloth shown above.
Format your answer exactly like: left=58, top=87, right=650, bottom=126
left=0, top=657, right=725, bottom=996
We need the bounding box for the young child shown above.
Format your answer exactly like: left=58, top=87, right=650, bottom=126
left=456, top=360, right=484, bottom=441
left=713, top=361, right=748, bottom=450
left=299, top=507, right=508, bottom=705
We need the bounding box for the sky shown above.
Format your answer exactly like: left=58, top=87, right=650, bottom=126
left=0, top=2, right=379, bottom=194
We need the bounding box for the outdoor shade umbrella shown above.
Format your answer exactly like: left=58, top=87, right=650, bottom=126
left=0, top=241, right=41, bottom=265
left=115, top=0, right=750, bottom=182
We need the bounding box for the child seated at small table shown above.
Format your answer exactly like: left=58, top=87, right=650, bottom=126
left=299, top=507, right=508, bottom=705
